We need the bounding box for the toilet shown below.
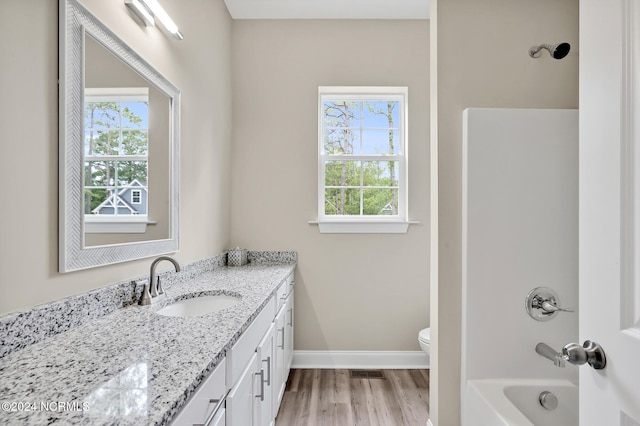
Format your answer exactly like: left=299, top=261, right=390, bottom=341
left=418, top=327, right=430, bottom=368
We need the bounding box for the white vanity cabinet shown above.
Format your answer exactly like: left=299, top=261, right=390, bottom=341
left=229, top=272, right=295, bottom=426
left=170, top=358, right=227, bottom=426
left=273, top=302, right=287, bottom=409
left=284, top=289, right=294, bottom=378
left=226, top=325, right=276, bottom=426
left=272, top=275, right=294, bottom=413
left=173, top=272, right=295, bottom=426
left=226, top=352, right=258, bottom=426
left=226, top=289, right=277, bottom=426
left=256, top=323, right=276, bottom=426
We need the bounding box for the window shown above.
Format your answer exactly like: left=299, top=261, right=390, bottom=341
left=317, top=87, right=409, bottom=233
left=131, top=190, right=142, bottom=204
left=84, top=87, right=149, bottom=233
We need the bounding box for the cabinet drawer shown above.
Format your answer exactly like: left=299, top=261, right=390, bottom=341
left=226, top=297, right=276, bottom=385
left=171, top=358, right=226, bottom=425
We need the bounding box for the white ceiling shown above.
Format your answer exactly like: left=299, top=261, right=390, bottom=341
left=223, top=0, right=430, bottom=20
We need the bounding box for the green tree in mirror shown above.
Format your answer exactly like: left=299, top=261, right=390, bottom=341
left=323, top=100, right=399, bottom=216
left=84, top=96, right=149, bottom=215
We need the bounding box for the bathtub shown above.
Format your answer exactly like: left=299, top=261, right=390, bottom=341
left=464, top=379, right=577, bottom=426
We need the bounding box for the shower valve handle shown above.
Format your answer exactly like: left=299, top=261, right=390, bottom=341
left=562, top=340, right=606, bottom=370
left=541, top=300, right=574, bottom=313
left=525, top=287, right=574, bottom=321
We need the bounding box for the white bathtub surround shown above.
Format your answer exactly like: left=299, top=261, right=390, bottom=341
left=466, top=379, right=577, bottom=426
left=461, top=109, right=578, bottom=425
left=0, top=260, right=295, bottom=425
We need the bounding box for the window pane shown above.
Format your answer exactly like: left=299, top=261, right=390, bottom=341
left=85, top=161, right=116, bottom=186
left=323, top=101, right=361, bottom=127
left=363, top=101, right=399, bottom=128
left=85, top=130, right=120, bottom=156
left=121, top=130, right=149, bottom=155
left=363, top=188, right=398, bottom=215
left=324, top=127, right=358, bottom=155
left=117, top=161, right=147, bottom=186
left=85, top=102, right=121, bottom=130
left=84, top=188, right=108, bottom=214
left=325, top=161, right=360, bottom=187
left=120, top=101, right=149, bottom=128
left=362, top=161, right=399, bottom=187
left=361, top=130, right=399, bottom=155
left=325, top=188, right=361, bottom=215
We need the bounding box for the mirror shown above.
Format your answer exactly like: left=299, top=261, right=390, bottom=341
left=60, top=0, right=179, bottom=272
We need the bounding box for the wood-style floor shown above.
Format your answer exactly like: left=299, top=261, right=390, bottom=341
left=275, top=369, right=430, bottom=426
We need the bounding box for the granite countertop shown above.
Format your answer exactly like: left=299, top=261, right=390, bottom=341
left=0, top=263, right=295, bottom=425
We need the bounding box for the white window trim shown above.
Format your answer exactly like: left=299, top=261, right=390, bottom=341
left=315, top=86, right=414, bottom=234
left=84, top=215, right=154, bottom=233
left=84, top=87, right=149, bottom=102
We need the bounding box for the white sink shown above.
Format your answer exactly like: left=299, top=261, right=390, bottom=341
left=156, top=294, right=241, bottom=317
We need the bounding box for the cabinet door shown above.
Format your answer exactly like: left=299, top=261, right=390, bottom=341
left=272, top=305, right=286, bottom=415
left=227, top=296, right=276, bottom=386
left=171, top=358, right=226, bottom=426
left=209, top=408, right=225, bottom=426
left=284, top=289, right=294, bottom=378
left=256, top=323, right=275, bottom=426
left=227, top=353, right=257, bottom=426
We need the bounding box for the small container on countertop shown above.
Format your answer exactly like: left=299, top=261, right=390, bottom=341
left=227, top=247, right=248, bottom=266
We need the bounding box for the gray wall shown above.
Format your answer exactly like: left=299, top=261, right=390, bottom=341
left=0, top=5, right=429, bottom=356
left=230, top=20, right=430, bottom=351
left=0, top=0, right=233, bottom=314
left=431, top=0, right=579, bottom=424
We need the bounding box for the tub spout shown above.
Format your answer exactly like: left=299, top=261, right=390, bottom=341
left=535, top=342, right=566, bottom=367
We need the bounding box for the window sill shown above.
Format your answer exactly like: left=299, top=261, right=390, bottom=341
left=84, top=216, right=155, bottom=234
left=309, top=220, right=419, bottom=234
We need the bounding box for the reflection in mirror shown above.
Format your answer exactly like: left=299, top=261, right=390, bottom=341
left=83, top=34, right=170, bottom=247
left=60, top=0, right=179, bottom=272
left=83, top=86, right=150, bottom=236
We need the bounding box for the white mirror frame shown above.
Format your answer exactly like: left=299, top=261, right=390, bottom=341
left=59, top=0, right=180, bottom=272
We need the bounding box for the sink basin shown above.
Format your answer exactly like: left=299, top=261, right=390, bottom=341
left=156, top=294, right=241, bottom=317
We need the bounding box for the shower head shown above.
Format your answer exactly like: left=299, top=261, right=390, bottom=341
left=529, top=42, right=571, bottom=59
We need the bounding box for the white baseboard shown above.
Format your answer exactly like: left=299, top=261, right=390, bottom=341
left=292, top=350, right=429, bottom=369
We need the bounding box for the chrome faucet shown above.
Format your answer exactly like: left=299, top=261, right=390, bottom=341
left=139, top=256, right=181, bottom=305
left=535, top=342, right=566, bottom=367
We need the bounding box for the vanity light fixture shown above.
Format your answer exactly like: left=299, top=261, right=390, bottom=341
left=125, top=0, right=154, bottom=27
left=125, top=0, right=183, bottom=40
